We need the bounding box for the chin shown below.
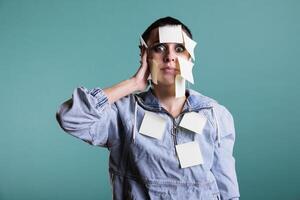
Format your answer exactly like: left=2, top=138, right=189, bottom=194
left=157, top=79, right=175, bottom=87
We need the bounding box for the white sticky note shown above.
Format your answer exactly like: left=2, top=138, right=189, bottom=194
left=179, top=112, right=207, bottom=134
left=177, top=56, right=194, bottom=84
left=140, top=36, right=148, bottom=48
left=175, top=75, right=185, bottom=98
left=182, top=31, right=197, bottom=60
left=149, top=59, right=159, bottom=84
left=175, top=141, right=203, bottom=168
left=139, top=111, right=167, bottom=140
left=159, top=25, right=183, bottom=43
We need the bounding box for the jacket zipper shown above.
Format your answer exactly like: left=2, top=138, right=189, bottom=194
left=164, top=108, right=213, bottom=154
left=135, top=95, right=213, bottom=152
left=171, top=118, right=178, bottom=151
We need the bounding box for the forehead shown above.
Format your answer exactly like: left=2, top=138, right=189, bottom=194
left=147, top=28, right=159, bottom=44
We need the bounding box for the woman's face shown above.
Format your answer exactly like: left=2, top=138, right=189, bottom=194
left=146, top=27, right=190, bottom=86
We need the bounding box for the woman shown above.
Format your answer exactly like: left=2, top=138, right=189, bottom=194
left=56, top=16, right=240, bottom=200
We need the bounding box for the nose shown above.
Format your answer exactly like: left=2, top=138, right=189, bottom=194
left=163, top=47, right=177, bottom=63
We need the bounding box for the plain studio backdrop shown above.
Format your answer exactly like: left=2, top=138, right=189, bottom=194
left=0, top=0, right=299, bottom=199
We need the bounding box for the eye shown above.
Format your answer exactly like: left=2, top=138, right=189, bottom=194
left=175, top=44, right=185, bottom=53
left=153, top=44, right=166, bottom=53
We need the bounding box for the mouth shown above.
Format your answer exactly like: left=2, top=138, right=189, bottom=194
left=160, top=67, right=179, bottom=75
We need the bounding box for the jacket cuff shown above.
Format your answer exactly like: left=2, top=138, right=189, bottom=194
left=87, top=87, right=109, bottom=110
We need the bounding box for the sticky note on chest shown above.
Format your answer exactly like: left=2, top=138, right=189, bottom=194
left=175, top=141, right=203, bottom=168
left=139, top=111, right=167, bottom=140
left=179, top=112, right=207, bottom=134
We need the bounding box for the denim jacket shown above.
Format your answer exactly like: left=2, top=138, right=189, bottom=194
left=56, top=87, right=240, bottom=200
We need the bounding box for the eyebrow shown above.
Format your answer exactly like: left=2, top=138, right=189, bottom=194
left=149, top=40, right=160, bottom=46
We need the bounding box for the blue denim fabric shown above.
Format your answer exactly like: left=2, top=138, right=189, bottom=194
left=56, top=87, right=240, bottom=200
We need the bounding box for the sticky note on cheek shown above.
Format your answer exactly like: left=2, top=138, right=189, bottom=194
left=159, top=25, right=184, bottom=43
left=139, top=111, right=167, bottom=140
left=150, top=59, right=159, bottom=84
left=177, top=56, right=194, bottom=84
left=175, top=75, right=185, bottom=98
left=179, top=112, right=207, bottom=134
left=182, top=31, right=197, bottom=61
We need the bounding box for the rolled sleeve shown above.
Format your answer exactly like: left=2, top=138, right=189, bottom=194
left=56, top=87, right=119, bottom=147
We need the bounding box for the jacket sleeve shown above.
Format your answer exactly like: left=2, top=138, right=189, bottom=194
left=56, top=87, right=122, bottom=147
left=211, top=105, right=240, bottom=200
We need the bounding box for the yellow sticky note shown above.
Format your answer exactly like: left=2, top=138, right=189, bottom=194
left=149, top=59, right=159, bottom=84
left=139, top=111, right=167, bottom=140
left=140, top=36, right=148, bottom=48
left=159, top=25, right=183, bottom=43
left=176, top=141, right=203, bottom=168
left=182, top=31, right=197, bottom=60
left=175, top=75, right=185, bottom=98
left=177, top=56, right=194, bottom=84
left=179, top=112, right=207, bottom=134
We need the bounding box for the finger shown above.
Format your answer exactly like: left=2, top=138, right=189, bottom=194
left=141, top=51, right=148, bottom=67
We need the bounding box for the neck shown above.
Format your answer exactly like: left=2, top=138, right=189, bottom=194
left=152, top=84, right=186, bottom=118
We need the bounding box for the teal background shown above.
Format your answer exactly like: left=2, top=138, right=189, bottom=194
left=0, top=0, right=299, bottom=199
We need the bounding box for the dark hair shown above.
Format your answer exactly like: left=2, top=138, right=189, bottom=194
left=142, top=16, right=193, bottom=43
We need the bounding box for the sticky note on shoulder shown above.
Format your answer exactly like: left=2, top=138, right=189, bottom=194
left=159, top=25, right=183, bottom=43
left=179, top=112, right=207, bottom=134
left=139, top=111, right=167, bottom=140
left=175, top=141, right=203, bottom=168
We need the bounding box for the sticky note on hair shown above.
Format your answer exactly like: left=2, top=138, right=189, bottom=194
left=175, top=75, right=185, bottom=98
left=182, top=31, right=197, bottom=60
left=177, top=56, right=194, bottom=84
left=175, top=141, right=203, bottom=168
left=139, top=111, right=167, bottom=140
left=140, top=36, right=148, bottom=48
left=159, top=25, right=183, bottom=43
left=179, top=112, right=207, bottom=134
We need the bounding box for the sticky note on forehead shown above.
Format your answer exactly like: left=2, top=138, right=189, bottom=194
left=159, top=25, right=183, bottom=43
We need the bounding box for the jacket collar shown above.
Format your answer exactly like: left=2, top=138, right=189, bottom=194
left=135, top=88, right=216, bottom=112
